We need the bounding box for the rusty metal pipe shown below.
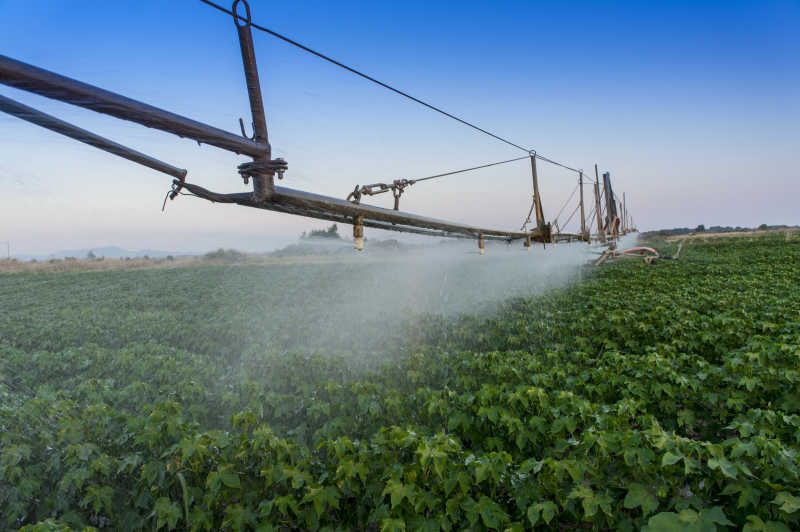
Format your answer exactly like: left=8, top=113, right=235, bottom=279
left=0, top=54, right=267, bottom=158
left=180, top=180, right=539, bottom=241
left=578, top=171, right=587, bottom=241
left=353, top=215, right=364, bottom=250
left=232, top=0, right=273, bottom=200
left=0, top=94, right=187, bottom=179
left=529, top=154, right=545, bottom=230
left=267, top=186, right=532, bottom=238
left=593, top=164, right=605, bottom=242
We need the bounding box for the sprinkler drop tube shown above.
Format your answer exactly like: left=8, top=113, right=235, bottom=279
left=353, top=215, right=364, bottom=251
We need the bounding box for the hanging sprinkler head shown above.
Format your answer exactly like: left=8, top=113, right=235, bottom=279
left=353, top=215, right=364, bottom=251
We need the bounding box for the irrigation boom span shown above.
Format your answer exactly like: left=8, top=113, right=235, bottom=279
left=0, top=0, right=633, bottom=250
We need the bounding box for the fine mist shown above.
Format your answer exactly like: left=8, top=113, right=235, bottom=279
left=219, top=236, right=637, bottom=362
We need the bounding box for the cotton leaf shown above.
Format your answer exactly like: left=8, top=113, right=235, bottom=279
left=623, top=483, right=659, bottom=516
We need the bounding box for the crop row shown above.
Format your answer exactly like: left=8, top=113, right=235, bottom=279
left=1, top=234, right=799, bottom=530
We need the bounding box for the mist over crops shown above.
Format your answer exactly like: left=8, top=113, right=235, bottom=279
left=214, top=237, right=618, bottom=358
left=0, top=236, right=642, bottom=370
left=0, top=237, right=610, bottom=361
left=5, top=234, right=800, bottom=530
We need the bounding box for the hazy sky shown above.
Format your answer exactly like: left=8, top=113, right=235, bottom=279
left=1, top=0, right=798, bottom=254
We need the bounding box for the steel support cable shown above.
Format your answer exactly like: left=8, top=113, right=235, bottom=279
left=520, top=201, right=536, bottom=231
left=199, top=0, right=526, bottom=152
left=586, top=205, right=597, bottom=229
left=584, top=211, right=595, bottom=235
left=598, top=189, right=606, bottom=216
left=198, top=0, right=594, bottom=177
left=347, top=155, right=529, bottom=209
left=560, top=202, right=581, bottom=232
left=551, top=184, right=578, bottom=227
left=411, top=155, right=529, bottom=183
left=534, top=154, right=580, bottom=174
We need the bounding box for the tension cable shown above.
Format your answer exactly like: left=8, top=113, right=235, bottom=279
left=347, top=155, right=529, bottom=210
left=198, top=0, right=594, bottom=176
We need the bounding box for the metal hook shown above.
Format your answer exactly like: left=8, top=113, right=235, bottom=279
left=238, top=118, right=255, bottom=140
left=232, top=0, right=252, bottom=28
left=162, top=179, right=184, bottom=212
left=347, top=185, right=362, bottom=204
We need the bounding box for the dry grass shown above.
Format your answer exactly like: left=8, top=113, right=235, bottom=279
left=0, top=256, right=203, bottom=274
left=0, top=249, right=389, bottom=274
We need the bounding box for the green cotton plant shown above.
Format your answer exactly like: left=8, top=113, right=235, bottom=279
left=1, top=233, right=799, bottom=529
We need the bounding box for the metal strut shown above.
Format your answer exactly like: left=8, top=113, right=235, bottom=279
left=0, top=55, right=266, bottom=157
left=520, top=152, right=551, bottom=243
left=232, top=0, right=286, bottom=200
left=0, top=94, right=186, bottom=180
left=0, top=3, right=568, bottom=247
left=602, top=171, right=619, bottom=237
left=593, top=164, right=606, bottom=243
left=578, top=171, right=587, bottom=241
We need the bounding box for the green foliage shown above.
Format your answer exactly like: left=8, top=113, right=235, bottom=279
left=303, top=223, right=341, bottom=239
left=203, top=248, right=247, bottom=262
left=2, top=234, right=800, bottom=529
left=643, top=507, right=734, bottom=531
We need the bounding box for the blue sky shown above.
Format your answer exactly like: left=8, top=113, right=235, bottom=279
left=1, top=0, right=798, bottom=253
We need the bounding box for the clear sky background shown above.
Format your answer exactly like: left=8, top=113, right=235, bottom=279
left=1, top=0, right=798, bottom=254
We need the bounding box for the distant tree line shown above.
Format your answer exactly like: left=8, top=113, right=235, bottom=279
left=300, top=224, right=341, bottom=240
left=651, top=224, right=792, bottom=236
left=204, top=248, right=247, bottom=262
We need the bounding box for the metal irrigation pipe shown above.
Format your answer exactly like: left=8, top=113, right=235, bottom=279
left=0, top=94, right=187, bottom=179
left=180, top=180, right=542, bottom=241
left=0, top=54, right=267, bottom=158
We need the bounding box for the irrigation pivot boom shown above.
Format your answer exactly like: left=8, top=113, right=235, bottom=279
left=0, top=0, right=627, bottom=249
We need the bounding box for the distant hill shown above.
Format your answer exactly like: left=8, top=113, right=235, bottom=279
left=13, top=246, right=196, bottom=261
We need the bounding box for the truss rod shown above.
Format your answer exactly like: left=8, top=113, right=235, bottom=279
left=0, top=94, right=187, bottom=179
left=0, top=54, right=266, bottom=158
